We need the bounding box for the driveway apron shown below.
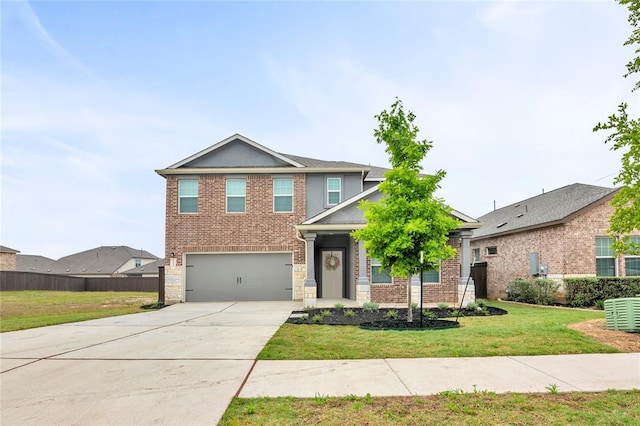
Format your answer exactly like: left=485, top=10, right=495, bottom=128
left=0, top=301, right=297, bottom=426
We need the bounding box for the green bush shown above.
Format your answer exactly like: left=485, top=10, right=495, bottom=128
left=362, top=302, right=379, bottom=312
left=564, top=277, right=640, bottom=307
left=506, top=278, right=559, bottom=305
left=384, top=309, right=398, bottom=320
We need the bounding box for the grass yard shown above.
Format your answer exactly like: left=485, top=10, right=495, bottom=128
left=220, top=390, right=640, bottom=425
left=0, top=291, right=158, bottom=332
left=258, top=301, right=618, bottom=359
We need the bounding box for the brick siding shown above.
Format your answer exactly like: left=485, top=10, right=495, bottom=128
left=471, top=199, right=640, bottom=299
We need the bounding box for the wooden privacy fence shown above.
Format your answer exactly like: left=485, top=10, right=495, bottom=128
left=0, top=271, right=158, bottom=292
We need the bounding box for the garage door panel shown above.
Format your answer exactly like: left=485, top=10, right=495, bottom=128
left=185, top=253, right=292, bottom=302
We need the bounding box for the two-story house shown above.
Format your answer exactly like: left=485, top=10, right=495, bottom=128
left=157, top=134, right=480, bottom=307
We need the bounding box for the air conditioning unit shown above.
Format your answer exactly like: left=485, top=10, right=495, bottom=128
left=604, top=297, right=640, bottom=332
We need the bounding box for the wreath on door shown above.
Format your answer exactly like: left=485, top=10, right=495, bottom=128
left=324, top=252, right=341, bottom=271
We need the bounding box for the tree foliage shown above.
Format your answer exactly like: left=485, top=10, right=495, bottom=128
left=352, top=99, right=459, bottom=279
left=594, top=0, right=640, bottom=255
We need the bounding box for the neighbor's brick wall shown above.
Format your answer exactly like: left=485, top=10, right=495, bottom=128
left=0, top=252, right=16, bottom=271
left=164, top=174, right=307, bottom=301
left=471, top=199, right=640, bottom=299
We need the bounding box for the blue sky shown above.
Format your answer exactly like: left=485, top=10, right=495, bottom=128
left=1, top=0, right=636, bottom=260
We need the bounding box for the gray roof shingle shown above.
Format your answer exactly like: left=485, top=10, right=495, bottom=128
left=16, top=255, right=56, bottom=273
left=0, top=245, right=20, bottom=254
left=49, top=246, right=159, bottom=275
left=472, top=183, right=618, bottom=240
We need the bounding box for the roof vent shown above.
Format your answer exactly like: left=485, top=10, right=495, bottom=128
left=497, top=222, right=508, bottom=228
left=516, top=213, right=524, bottom=218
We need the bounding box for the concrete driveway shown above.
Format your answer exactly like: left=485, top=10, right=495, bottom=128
left=0, top=301, right=298, bottom=426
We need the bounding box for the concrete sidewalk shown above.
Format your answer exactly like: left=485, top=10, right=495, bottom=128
left=240, top=353, right=640, bottom=398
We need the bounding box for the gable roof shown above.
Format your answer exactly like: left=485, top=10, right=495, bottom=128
left=49, top=246, right=159, bottom=275
left=297, top=184, right=480, bottom=232
left=156, top=133, right=376, bottom=176
left=472, top=183, right=619, bottom=240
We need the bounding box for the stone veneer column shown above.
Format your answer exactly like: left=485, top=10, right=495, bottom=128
left=458, top=230, right=476, bottom=306
left=356, top=240, right=371, bottom=304
left=303, top=233, right=318, bottom=307
left=411, top=274, right=421, bottom=305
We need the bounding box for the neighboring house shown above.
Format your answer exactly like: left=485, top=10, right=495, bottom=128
left=122, top=258, right=165, bottom=277
left=48, top=246, right=159, bottom=277
left=16, top=255, right=56, bottom=273
left=0, top=246, right=20, bottom=271
left=156, top=133, right=480, bottom=306
left=470, top=183, right=639, bottom=299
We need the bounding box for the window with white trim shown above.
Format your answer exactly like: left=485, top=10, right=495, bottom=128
left=226, top=178, right=246, bottom=213
left=327, top=177, right=342, bottom=205
left=486, top=246, right=498, bottom=256
left=178, top=179, right=198, bottom=213
left=273, top=178, right=293, bottom=212
left=624, top=236, right=640, bottom=276
left=596, top=236, right=616, bottom=277
left=371, top=258, right=391, bottom=284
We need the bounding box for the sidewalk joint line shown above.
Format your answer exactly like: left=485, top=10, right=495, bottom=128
left=235, top=359, right=258, bottom=398
left=507, top=356, right=581, bottom=391
left=384, top=358, right=413, bottom=395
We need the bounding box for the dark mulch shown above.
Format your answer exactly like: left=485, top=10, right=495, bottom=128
left=287, top=306, right=507, bottom=329
left=360, top=319, right=460, bottom=330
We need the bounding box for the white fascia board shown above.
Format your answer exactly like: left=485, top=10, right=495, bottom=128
left=166, top=133, right=306, bottom=169
left=156, top=166, right=371, bottom=176
left=451, top=209, right=480, bottom=224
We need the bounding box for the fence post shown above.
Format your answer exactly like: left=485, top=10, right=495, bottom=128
left=157, top=266, right=165, bottom=305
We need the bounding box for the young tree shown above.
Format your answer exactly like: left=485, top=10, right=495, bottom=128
left=352, top=99, right=459, bottom=322
left=594, top=0, right=640, bottom=255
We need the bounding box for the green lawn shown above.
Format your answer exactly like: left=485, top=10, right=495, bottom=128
left=0, top=291, right=158, bottom=332
left=220, top=390, right=640, bottom=425
left=258, top=301, right=618, bottom=359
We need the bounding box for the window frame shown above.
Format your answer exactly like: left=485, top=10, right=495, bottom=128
left=472, top=248, right=481, bottom=262
left=273, top=177, right=294, bottom=213
left=595, top=236, right=617, bottom=277
left=486, top=246, right=498, bottom=256
left=370, top=258, right=392, bottom=284
left=326, top=177, right=342, bottom=206
left=178, top=179, right=198, bottom=214
left=624, top=236, right=640, bottom=276
left=421, top=262, right=441, bottom=283
left=226, top=178, right=246, bottom=213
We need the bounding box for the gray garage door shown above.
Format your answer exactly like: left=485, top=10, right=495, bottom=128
left=185, top=253, right=293, bottom=302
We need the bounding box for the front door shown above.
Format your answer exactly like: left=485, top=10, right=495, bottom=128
left=320, top=249, right=344, bottom=298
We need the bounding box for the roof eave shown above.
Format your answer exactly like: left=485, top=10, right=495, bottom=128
left=156, top=166, right=371, bottom=177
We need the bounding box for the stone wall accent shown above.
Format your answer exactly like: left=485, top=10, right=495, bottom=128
left=470, top=199, right=640, bottom=299
left=0, top=252, right=17, bottom=271
left=164, top=173, right=307, bottom=301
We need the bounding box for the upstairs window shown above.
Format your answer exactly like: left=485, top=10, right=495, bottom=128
left=486, top=246, right=498, bottom=256
left=135, top=258, right=141, bottom=267
left=327, top=177, right=342, bottom=206
left=226, top=178, right=246, bottom=213
left=371, top=258, right=391, bottom=284
left=273, top=178, right=293, bottom=212
left=596, top=236, right=616, bottom=277
left=178, top=179, right=198, bottom=213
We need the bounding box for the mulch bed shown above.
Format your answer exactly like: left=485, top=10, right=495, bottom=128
left=287, top=306, right=507, bottom=330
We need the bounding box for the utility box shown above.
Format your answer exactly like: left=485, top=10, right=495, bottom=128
left=604, top=297, right=640, bottom=332
left=529, top=252, right=539, bottom=275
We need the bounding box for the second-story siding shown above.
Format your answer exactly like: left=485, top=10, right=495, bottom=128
left=305, top=173, right=364, bottom=218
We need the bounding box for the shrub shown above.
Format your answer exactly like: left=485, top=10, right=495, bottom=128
left=321, top=310, right=332, bottom=318
left=312, top=314, right=324, bottom=323
left=384, top=309, right=398, bottom=319
left=564, top=277, right=640, bottom=307
left=476, top=299, right=488, bottom=308
left=334, top=303, right=345, bottom=309
left=362, top=302, right=379, bottom=312
left=506, top=278, right=559, bottom=305
left=466, top=302, right=479, bottom=310
left=422, top=310, right=437, bottom=320
left=411, top=302, right=419, bottom=310
left=437, top=302, right=449, bottom=310
left=343, top=309, right=355, bottom=317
